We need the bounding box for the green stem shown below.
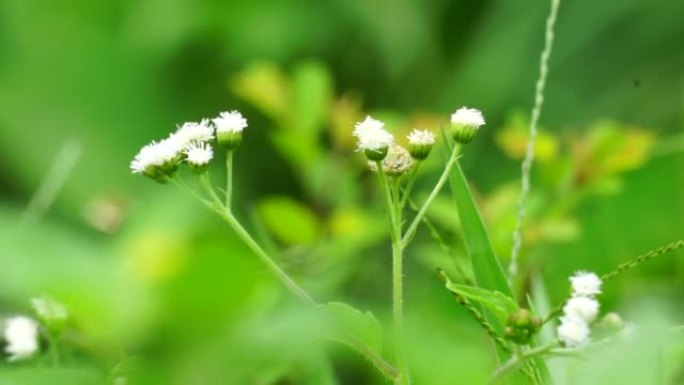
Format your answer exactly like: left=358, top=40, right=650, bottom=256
left=401, top=146, right=459, bottom=247
left=376, top=161, right=398, bottom=243
left=225, top=150, right=234, bottom=211
left=490, top=342, right=558, bottom=383
left=399, top=162, right=420, bottom=209
left=48, top=333, right=60, bottom=366
left=375, top=163, right=409, bottom=384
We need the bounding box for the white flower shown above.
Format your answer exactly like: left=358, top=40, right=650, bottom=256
left=557, top=316, right=590, bottom=348
left=563, top=296, right=600, bottom=323
left=4, top=316, right=39, bottom=361
left=353, top=116, right=394, bottom=152
left=407, top=129, right=435, bottom=146
left=570, top=271, right=602, bottom=297
left=184, top=142, right=214, bottom=166
left=168, top=119, right=215, bottom=148
left=130, top=139, right=181, bottom=174
left=450, top=107, right=486, bottom=128
left=31, top=297, right=68, bottom=322
left=213, top=111, right=247, bottom=134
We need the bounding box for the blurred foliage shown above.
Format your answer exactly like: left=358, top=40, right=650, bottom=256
left=1, top=0, right=683, bottom=384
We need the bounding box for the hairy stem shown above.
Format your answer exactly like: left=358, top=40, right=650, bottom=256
left=376, top=163, right=409, bottom=384
left=602, top=239, right=684, bottom=282
left=509, top=0, right=562, bottom=282
left=225, top=150, right=234, bottom=210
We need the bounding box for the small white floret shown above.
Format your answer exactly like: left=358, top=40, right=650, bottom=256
left=450, top=107, right=485, bottom=128
left=557, top=316, right=590, bottom=348
left=213, top=111, right=247, bottom=134
left=353, top=116, right=394, bottom=152
left=407, top=129, right=435, bottom=146
left=168, top=119, right=215, bottom=148
left=4, top=316, right=39, bottom=362
left=184, top=142, right=214, bottom=166
left=130, top=140, right=180, bottom=174
left=563, top=296, right=600, bottom=323
left=570, top=271, right=602, bottom=297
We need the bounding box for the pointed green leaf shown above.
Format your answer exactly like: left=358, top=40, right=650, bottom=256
left=444, top=138, right=514, bottom=302
left=444, top=280, right=518, bottom=324
left=320, top=302, right=383, bottom=355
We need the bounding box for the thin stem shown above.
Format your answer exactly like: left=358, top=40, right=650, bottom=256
left=225, top=150, right=234, bottom=211
left=390, top=179, right=409, bottom=385
left=48, top=334, right=60, bottom=365
left=401, top=146, right=459, bottom=247
left=509, top=0, right=562, bottom=282
left=375, top=162, right=409, bottom=384
left=602, top=239, right=684, bottom=282
left=490, top=342, right=559, bottom=383
left=21, top=140, right=82, bottom=225
left=399, top=163, right=421, bottom=209
left=200, top=173, right=223, bottom=206
left=376, top=161, right=398, bottom=243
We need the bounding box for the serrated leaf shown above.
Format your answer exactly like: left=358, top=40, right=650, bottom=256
left=257, top=196, right=320, bottom=245
left=320, top=302, right=383, bottom=355
left=444, top=279, right=518, bottom=323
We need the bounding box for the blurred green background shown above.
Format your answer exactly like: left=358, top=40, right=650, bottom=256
left=1, top=0, right=683, bottom=384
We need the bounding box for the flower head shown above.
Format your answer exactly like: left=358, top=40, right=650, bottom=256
left=570, top=271, right=602, bottom=297
left=4, top=316, right=39, bottom=362
left=168, top=119, right=215, bottom=148
left=450, top=107, right=485, bottom=144
left=563, top=296, right=600, bottom=323
left=353, top=116, right=394, bottom=160
left=184, top=142, right=214, bottom=171
left=406, top=129, right=435, bottom=160
left=213, top=111, right=247, bottom=134
left=213, top=111, right=247, bottom=150
left=557, top=316, right=590, bottom=348
left=450, top=107, right=486, bottom=128
left=130, top=139, right=181, bottom=180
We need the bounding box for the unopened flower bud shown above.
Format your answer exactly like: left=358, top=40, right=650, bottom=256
left=504, top=308, right=542, bottom=344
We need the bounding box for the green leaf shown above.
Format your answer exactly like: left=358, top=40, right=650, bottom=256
left=444, top=139, right=514, bottom=303
left=444, top=280, right=518, bottom=323
left=320, top=302, right=383, bottom=355
left=257, top=196, right=321, bottom=246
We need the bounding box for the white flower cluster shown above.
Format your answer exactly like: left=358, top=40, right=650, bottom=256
left=557, top=271, right=602, bottom=348
left=131, top=111, right=247, bottom=179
